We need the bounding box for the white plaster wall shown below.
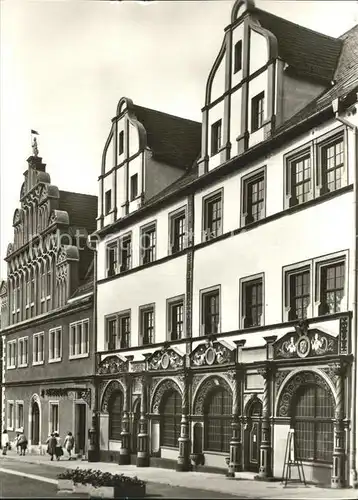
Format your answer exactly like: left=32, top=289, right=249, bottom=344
left=248, top=70, right=268, bottom=148
left=203, top=453, right=227, bottom=468
left=208, top=101, right=225, bottom=172
left=210, top=52, right=226, bottom=104
left=97, top=257, right=186, bottom=351
left=128, top=155, right=143, bottom=214
left=229, top=89, right=242, bottom=156
left=192, top=193, right=353, bottom=334
left=231, top=22, right=244, bottom=87
left=249, top=29, right=268, bottom=76
left=99, top=414, right=109, bottom=450
left=104, top=134, right=114, bottom=174
left=128, top=121, right=140, bottom=158
left=103, top=173, right=115, bottom=227
left=116, top=166, right=126, bottom=217
left=109, top=440, right=121, bottom=451
left=151, top=421, right=160, bottom=453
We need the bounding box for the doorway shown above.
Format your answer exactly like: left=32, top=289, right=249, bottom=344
left=132, top=400, right=141, bottom=454
left=75, top=403, right=86, bottom=454
left=244, top=399, right=262, bottom=472
left=31, top=402, right=40, bottom=445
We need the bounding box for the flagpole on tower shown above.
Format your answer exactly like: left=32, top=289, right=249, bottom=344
left=30, top=129, right=39, bottom=157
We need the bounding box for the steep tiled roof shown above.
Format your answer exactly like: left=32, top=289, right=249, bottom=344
left=275, top=24, right=358, bottom=135
left=59, top=191, right=97, bottom=234
left=70, top=260, right=94, bottom=299
left=255, top=9, right=343, bottom=82
left=132, top=105, right=201, bottom=170
left=145, top=166, right=198, bottom=207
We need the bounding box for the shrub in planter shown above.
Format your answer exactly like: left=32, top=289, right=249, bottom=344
left=57, top=468, right=146, bottom=498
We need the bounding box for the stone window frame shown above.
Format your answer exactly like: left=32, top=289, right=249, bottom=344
left=166, top=294, right=186, bottom=341
left=106, top=237, right=120, bottom=278
left=15, top=400, right=24, bottom=431
left=284, top=142, right=314, bottom=209
left=119, top=231, right=132, bottom=273
left=7, top=400, right=14, bottom=431
left=18, top=336, right=29, bottom=368
left=282, top=259, right=313, bottom=323
left=139, top=221, right=157, bottom=265
left=48, top=326, right=62, bottom=363
left=240, top=166, right=266, bottom=227
left=202, top=188, right=224, bottom=242
left=69, top=318, right=90, bottom=359
left=211, top=119, right=222, bottom=156
left=168, top=205, right=187, bottom=255
left=33, top=331, right=45, bottom=366
left=251, top=91, right=265, bottom=132
left=199, top=284, right=221, bottom=336
left=7, top=339, right=17, bottom=369
left=48, top=400, right=60, bottom=435
left=239, top=272, right=265, bottom=329
left=314, top=250, right=348, bottom=317
left=139, top=303, right=156, bottom=346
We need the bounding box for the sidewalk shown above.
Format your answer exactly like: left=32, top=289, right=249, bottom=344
left=1, top=450, right=357, bottom=499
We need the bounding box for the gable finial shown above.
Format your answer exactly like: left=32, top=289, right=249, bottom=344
left=231, top=0, right=255, bottom=24
left=31, top=129, right=39, bottom=157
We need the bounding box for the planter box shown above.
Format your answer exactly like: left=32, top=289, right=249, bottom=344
left=57, top=479, right=74, bottom=492
left=88, top=484, right=146, bottom=499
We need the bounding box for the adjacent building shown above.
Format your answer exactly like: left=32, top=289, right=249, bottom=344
left=93, top=0, right=358, bottom=489
left=1, top=150, right=97, bottom=455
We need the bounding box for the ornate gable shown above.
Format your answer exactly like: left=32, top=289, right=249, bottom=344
left=97, top=354, right=128, bottom=375
left=13, top=208, right=23, bottom=227
left=190, top=338, right=235, bottom=367
left=147, top=345, right=185, bottom=371
left=274, top=320, right=338, bottom=360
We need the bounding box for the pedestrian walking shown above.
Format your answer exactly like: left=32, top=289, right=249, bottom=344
left=1, top=429, right=10, bottom=455
left=54, top=432, right=63, bottom=461
left=63, top=431, right=75, bottom=460
left=15, top=432, right=21, bottom=454
left=46, top=433, right=57, bottom=461
left=17, top=431, right=28, bottom=456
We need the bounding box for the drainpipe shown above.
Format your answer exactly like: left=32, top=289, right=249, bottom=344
left=332, top=96, right=358, bottom=487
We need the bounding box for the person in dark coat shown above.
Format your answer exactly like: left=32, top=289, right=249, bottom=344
left=46, top=433, right=57, bottom=461
left=17, top=431, right=28, bottom=456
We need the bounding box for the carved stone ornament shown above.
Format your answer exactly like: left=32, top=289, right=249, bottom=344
left=193, top=376, right=232, bottom=415
left=97, top=355, right=127, bottom=375
left=44, top=388, right=91, bottom=407
left=147, top=347, right=184, bottom=371
left=39, top=185, right=48, bottom=204
left=275, top=370, right=290, bottom=390
left=277, top=371, right=334, bottom=417
left=101, top=380, right=123, bottom=413
left=274, top=327, right=337, bottom=360
left=130, top=361, right=146, bottom=373
left=151, top=379, right=182, bottom=414
left=7, top=243, right=14, bottom=257
left=339, top=316, right=349, bottom=354
left=190, top=339, right=235, bottom=367
left=57, top=247, right=68, bottom=264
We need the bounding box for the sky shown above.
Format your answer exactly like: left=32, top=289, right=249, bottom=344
left=1, top=0, right=358, bottom=278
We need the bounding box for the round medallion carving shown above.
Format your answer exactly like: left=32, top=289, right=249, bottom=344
left=161, top=353, right=170, bottom=370
left=205, top=347, right=216, bottom=365
left=296, top=335, right=310, bottom=358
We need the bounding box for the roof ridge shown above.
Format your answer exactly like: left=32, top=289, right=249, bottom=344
left=133, top=104, right=201, bottom=126
left=255, top=7, right=341, bottom=43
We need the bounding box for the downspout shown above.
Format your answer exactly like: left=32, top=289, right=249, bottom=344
left=332, top=97, right=358, bottom=487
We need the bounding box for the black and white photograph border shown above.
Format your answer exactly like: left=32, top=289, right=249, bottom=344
left=0, top=0, right=358, bottom=498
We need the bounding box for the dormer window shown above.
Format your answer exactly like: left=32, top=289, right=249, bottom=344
left=118, top=130, right=124, bottom=156
left=211, top=120, right=222, bottom=156
left=234, top=40, right=242, bottom=73
left=105, top=189, right=112, bottom=215
left=251, top=92, right=265, bottom=132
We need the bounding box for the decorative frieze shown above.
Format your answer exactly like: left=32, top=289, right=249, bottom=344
left=193, top=376, right=231, bottom=415
left=97, top=355, right=128, bottom=375
left=151, top=379, right=182, bottom=414
left=190, top=338, right=235, bottom=367
left=275, top=370, right=290, bottom=391
left=147, top=347, right=184, bottom=371
left=339, top=316, right=349, bottom=354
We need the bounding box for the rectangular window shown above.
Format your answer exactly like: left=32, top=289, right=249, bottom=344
left=319, top=260, right=345, bottom=315
left=7, top=340, right=16, bottom=369
left=140, top=306, right=155, bottom=346
left=234, top=40, right=242, bottom=73
left=105, top=189, right=112, bottom=215
left=242, top=169, right=265, bottom=225
left=168, top=298, right=184, bottom=341
left=130, top=174, right=138, bottom=201
left=49, top=403, right=59, bottom=434
left=16, top=402, right=24, bottom=430
left=49, top=327, right=62, bottom=362
left=33, top=332, right=44, bottom=365
left=242, top=278, right=263, bottom=328
left=201, top=288, right=220, bottom=335
left=286, top=150, right=312, bottom=207
left=118, top=130, right=124, bottom=155
left=320, top=136, right=344, bottom=194
left=141, top=223, right=156, bottom=265
left=288, top=269, right=310, bottom=321
left=69, top=319, right=89, bottom=358
left=170, top=210, right=186, bottom=254
left=251, top=91, right=265, bottom=132
left=7, top=402, right=14, bottom=430
left=106, top=317, right=117, bottom=351
left=203, top=192, right=222, bottom=241
left=47, top=267, right=52, bottom=298
left=18, top=337, right=28, bottom=367
left=119, top=314, right=130, bottom=349
left=106, top=241, right=118, bottom=277
left=120, top=235, right=132, bottom=272
left=211, top=120, right=222, bottom=156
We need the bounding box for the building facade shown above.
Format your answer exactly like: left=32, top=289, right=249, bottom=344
left=93, top=0, right=358, bottom=488
left=1, top=150, right=97, bottom=455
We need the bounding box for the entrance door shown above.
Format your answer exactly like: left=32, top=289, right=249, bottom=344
left=75, top=404, right=86, bottom=454
left=244, top=400, right=262, bottom=472
left=31, top=402, right=40, bottom=445
left=132, top=401, right=141, bottom=454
